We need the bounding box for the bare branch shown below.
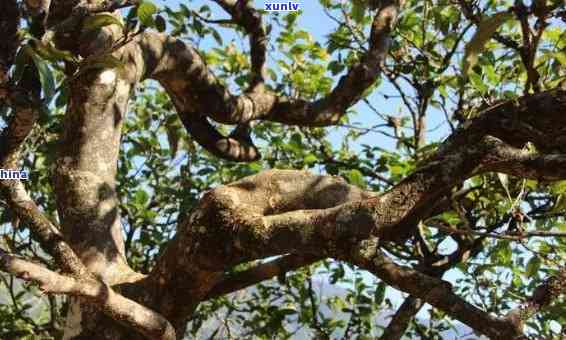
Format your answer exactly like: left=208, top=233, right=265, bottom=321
left=146, top=170, right=375, bottom=324
left=428, top=219, right=566, bottom=241
left=154, top=168, right=376, bottom=265
left=179, top=112, right=260, bottom=162
left=482, top=141, right=566, bottom=181
left=206, top=254, right=320, bottom=299
left=0, top=249, right=176, bottom=340
left=379, top=296, right=424, bottom=340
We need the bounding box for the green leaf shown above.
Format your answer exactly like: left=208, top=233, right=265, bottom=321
left=12, top=47, right=31, bottom=83
left=493, top=241, right=512, bottom=264
left=212, top=30, right=223, bottom=45
left=137, top=1, right=158, bottom=27
left=553, top=51, right=566, bottom=66
left=469, top=71, right=488, bottom=93
left=525, top=257, right=541, bottom=277
left=303, top=154, right=318, bottom=165
left=497, top=172, right=512, bottom=200
left=25, top=46, right=56, bottom=104
left=155, top=15, right=166, bottom=32
left=351, top=0, right=366, bottom=24
left=374, top=281, right=386, bottom=305
left=328, top=60, right=345, bottom=75
left=31, top=39, right=77, bottom=63
left=463, top=11, right=513, bottom=76
left=55, top=85, right=69, bottom=108
left=346, top=169, right=366, bottom=188
left=83, top=13, right=124, bottom=31
left=165, top=123, right=181, bottom=157
left=278, top=307, right=297, bottom=316
left=134, top=190, right=149, bottom=206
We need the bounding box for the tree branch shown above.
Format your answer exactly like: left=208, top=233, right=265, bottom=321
left=206, top=254, right=320, bottom=299
left=379, top=296, right=424, bottom=340
left=140, top=1, right=398, bottom=128
left=147, top=89, right=566, bottom=334
left=0, top=61, right=89, bottom=278
left=349, top=240, right=525, bottom=339
left=482, top=141, right=566, bottom=180
left=146, top=170, right=375, bottom=325
left=0, top=249, right=176, bottom=340
left=379, top=212, right=494, bottom=340
left=210, top=0, right=267, bottom=87
left=132, top=0, right=398, bottom=161
left=179, top=112, right=260, bottom=162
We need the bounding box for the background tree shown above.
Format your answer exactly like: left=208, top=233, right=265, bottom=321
left=0, top=0, right=565, bottom=339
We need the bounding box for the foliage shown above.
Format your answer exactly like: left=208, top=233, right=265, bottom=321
left=0, top=0, right=564, bottom=338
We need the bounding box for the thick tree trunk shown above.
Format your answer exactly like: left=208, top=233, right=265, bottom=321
left=53, top=51, right=147, bottom=339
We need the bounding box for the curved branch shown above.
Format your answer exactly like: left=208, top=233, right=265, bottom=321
left=0, top=249, right=176, bottom=340
left=139, top=1, right=398, bottom=127
left=184, top=170, right=380, bottom=267
left=205, top=254, right=320, bottom=299
left=349, top=241, right=524, bottom=339
left=211, top=0, right=267, bottom=87
left=132, top=1, right=398, bottom=161
left=146, top=170, right=375, bottom=324
left=379, top=296, right=424, bottom=340
left=180, top=113, right=260, bottom=162
left=482, top=141, right=566, bottom=180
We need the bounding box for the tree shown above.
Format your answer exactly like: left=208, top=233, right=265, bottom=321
left=0, top=0, right=565, bottom=338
